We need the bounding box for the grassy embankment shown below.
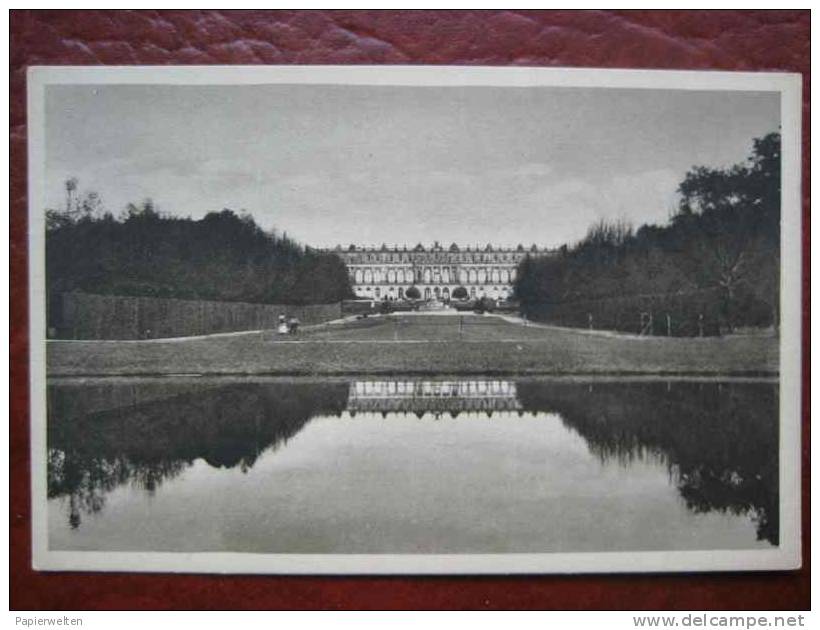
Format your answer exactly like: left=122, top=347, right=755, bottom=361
left=47, top=314, right=779, bottom=377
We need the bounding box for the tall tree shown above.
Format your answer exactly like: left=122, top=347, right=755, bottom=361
left=46, top=189, right=355, bottom=305
left=514, top=132, right=781, bottom=333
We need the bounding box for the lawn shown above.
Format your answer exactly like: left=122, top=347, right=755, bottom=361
left=300, top=314, right=573, bottom=342
left=47, top=313, right=779, bottom=377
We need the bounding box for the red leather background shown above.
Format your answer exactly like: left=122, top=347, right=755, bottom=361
left=10, top=10, right=810, bottom=610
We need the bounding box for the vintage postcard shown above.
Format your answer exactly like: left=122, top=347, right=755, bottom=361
left=28, top=65, right=802, bottom=574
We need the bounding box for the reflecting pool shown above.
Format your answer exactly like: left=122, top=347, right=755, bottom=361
left=47, top=376, right=778, bottom=553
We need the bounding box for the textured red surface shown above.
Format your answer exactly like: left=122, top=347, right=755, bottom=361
left=10, top=10, right=810, bottom=610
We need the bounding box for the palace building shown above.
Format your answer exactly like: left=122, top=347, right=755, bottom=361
left=330, top=242, right=551, bottom=302
left=347, top=379, right=522, bottom=416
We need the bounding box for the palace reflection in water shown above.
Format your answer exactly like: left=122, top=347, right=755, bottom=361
left=348, top=379, right=521, bottom=416
left=47, top=377, right=779, bottom=553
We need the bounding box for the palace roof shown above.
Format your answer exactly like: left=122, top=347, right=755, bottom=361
left=330, top=243, right=551, bottom=253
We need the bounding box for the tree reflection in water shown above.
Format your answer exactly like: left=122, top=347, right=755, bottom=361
left=48, top=378, right=778, bottom=546
left=517, top=380, right=778, bottom=545
left=47, top=381, right=350, bottom=528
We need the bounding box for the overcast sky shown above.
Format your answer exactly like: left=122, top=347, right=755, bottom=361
left=45, top=83, right=779, bottom=249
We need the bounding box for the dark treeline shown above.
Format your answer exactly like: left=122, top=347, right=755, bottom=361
left=47, top=381, right=350, bottom=528
left=46, top=193, right=354, bottom=305
left=517, top=380, right=779, bottom=545
left=515, top=132, right=781, bottom=335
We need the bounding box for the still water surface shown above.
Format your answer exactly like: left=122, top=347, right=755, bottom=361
left=47, top=377, right=778, bottom=553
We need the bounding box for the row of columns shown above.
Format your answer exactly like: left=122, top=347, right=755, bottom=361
left=351, top=265, right=516, bottom=286
left=353, top=285, right=513, bottom=301
left=352, top=380, right=517, bottom=397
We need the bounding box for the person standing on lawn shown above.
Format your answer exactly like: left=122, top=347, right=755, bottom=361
left=288, top=315, right=300, bottom=335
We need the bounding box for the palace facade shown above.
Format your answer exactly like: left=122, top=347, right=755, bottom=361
left=347, top=379, right=522, bottom=416
left=331, top=242, right=551, bottom=301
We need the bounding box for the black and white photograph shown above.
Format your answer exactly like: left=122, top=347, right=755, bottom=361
left=28, top=66, right=802, bottom=574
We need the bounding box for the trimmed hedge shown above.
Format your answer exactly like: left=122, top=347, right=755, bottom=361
left=49, top=292, right=342, bottom=340
left=525, top=288, right=775, bottom=337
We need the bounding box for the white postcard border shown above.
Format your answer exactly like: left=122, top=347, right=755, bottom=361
left=27, top=65, right=803, bottom=574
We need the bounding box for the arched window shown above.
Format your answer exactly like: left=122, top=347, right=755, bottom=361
left=364, top=269, right=373, bottom=284
left=354, top=269, right=363, bottom=284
